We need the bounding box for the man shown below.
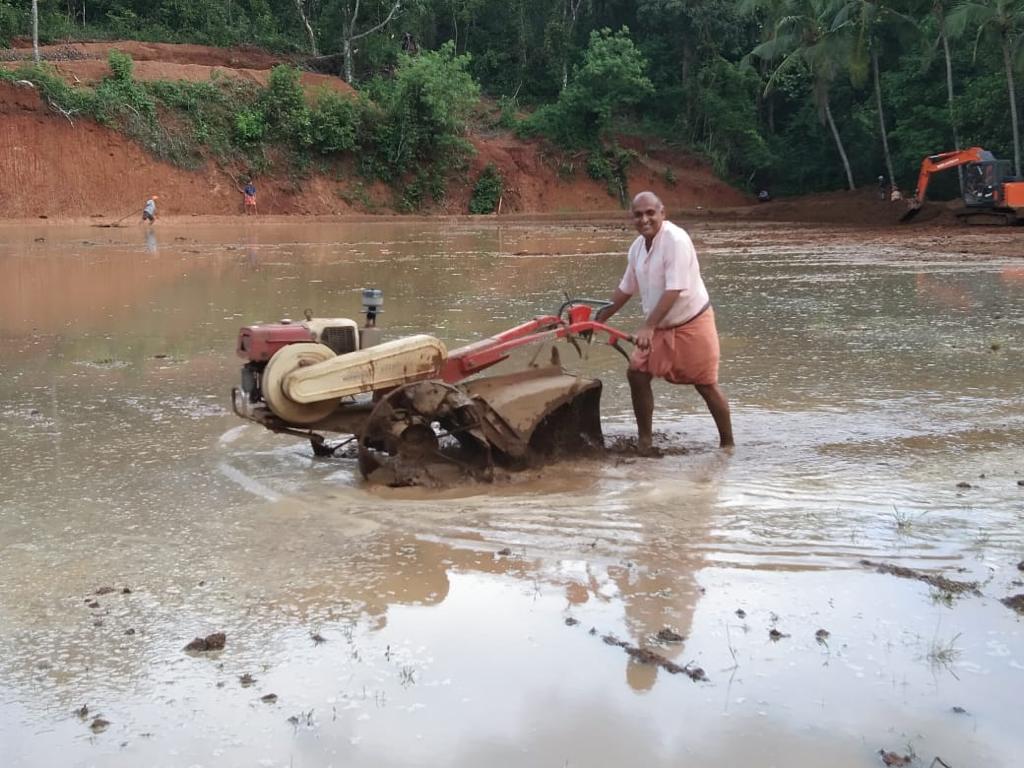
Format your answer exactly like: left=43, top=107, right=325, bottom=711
left=243, top=181, right=257, bottom=215
left=142, top=195, right=158, bottom=225
left=595, top=191, right=734, bottom=452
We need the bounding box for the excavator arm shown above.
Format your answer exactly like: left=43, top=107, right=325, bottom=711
left=901, top=147, right=993, bottom=222
left=910, top=147, right=990, bottom=207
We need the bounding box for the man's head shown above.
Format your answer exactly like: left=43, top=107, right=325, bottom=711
left=631, top=191, right=665, bottom=240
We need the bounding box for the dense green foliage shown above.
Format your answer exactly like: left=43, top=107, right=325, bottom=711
left=469, top=163, right=504, bottom=213
left=5, top=0, right=1024, bottom=198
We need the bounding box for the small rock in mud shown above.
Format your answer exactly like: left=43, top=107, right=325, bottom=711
left=1018, top=560, right=1024, bottom=571
left=952, top=706, right=968, bottom=714
left=311, top=632, right=327, bottom=645
left=878, top=750, right=912, bottom=767
left=121, top=586, right=132, bottom=594
left=768, top=628, right=789, bottom=641
left=1001, top=594, right=1024, bottom=614
left=153, top=354, right=169, bottom=359
left=656, top=628, right=684, bottom=643
left=184, top=632, right=227, bottom=652
left=815, top=628, right=831, bottom=643
left=125, top=628, right=135, bottom=635
left=1018, top=480, right=1024, bottom=487
left=588, top=627, right=597, bottom=635
left=90, top=717, right=110, bottom=733
left=564, top=617, right=580, bottom=626
left=496, top=547, right=512, bottom=556
left=261, top=693, right=278, bottom=704
left=956, top=481, right=972, bottom=489
left=94, top=586, right=116, bottom=595
left=239, top=673, right=256, bottom=687
left=86, top=600, right=100, bottom=609
left=93, top=619, right=104, bottom=627
left=735, top=608, right=746, bottom=619
left=76, top=704, right=89, bottom=719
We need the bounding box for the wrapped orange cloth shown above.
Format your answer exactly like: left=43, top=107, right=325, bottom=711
left=629, top=306, right=720, bottom=385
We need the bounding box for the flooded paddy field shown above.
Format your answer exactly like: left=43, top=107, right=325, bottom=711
left=1, top=218, right=1022, bottom=767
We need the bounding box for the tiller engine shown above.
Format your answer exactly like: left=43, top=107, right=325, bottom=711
left=231, top=291, right=633, bottom=486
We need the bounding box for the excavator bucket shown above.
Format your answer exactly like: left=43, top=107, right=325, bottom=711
left=357, top=366, right=604, bottom=487
left=900, top=205, right=922, bottom=223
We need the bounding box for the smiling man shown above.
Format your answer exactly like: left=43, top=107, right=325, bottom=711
left=595, top=191, right=734, bottom=452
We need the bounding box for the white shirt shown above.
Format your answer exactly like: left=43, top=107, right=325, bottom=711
left=618, top=221, right=709, bottom=328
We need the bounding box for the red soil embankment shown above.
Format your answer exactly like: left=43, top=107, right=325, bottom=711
left=0, top=41, right=751, bottom=219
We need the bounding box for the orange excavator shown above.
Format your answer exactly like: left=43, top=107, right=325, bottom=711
left=901, top=147, right=1024, bottom=224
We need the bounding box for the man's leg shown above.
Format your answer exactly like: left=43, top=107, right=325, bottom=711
left=627, top=368, right=655, bottom=452
left=694, top=383, right=734, bottom=448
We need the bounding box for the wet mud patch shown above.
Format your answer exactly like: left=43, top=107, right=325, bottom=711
left=859, top=559, right=981, bottom=596
left=1001, top=594, right=1024, bottom=614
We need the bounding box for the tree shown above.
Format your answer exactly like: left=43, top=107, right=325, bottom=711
left=832, top=0, right=914, bottom=190
left=32, top=0, right=39, bottom=63
left=748, top=0, right=858, bottom=189
left=926, top=0, right=966, bottom=192
left=948, top=0, right=1024, bottom=177
left=528, top=26, right=653, bottom=146
left=294, top=0, right=319, bottom=55
left=337, top=0, right=403, bottom=82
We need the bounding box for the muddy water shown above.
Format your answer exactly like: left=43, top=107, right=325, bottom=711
left=1, top=219, right=1022, bottom=768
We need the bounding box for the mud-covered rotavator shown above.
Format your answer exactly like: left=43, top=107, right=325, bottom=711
left=231, top=290, right=634, bottom=485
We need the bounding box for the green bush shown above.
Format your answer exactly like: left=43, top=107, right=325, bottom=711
left=0, top=0, right=23, bottom=46
left=469, top=164, right=503, bottom=213
left=108, top=50, right=134, bottom=82
left=262, top=65, right=311, bottom=147
left=585, top=145, right=635, bottom=206
left=310, top=91, right=363, bottom=154
left=368, top=41, right=480, bottom=187
left=235, top=108, right=267, bottom=144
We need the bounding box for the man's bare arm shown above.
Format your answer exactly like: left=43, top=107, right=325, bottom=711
left=594, top=288, right=632, bottom=323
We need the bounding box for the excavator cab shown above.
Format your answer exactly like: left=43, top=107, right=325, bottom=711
left=963, top=160, right=1012, bottom=208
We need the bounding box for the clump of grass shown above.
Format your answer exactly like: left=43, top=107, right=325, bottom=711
left=926, top=630, right=962, bottom=678
left=891, top=505, right=926, bottom=534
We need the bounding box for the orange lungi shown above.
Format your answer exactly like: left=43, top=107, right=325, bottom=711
left=629, top=305, right=720, bottom=385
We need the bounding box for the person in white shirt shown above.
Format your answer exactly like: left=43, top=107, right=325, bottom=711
left=595, top=191, right=734, bottom=453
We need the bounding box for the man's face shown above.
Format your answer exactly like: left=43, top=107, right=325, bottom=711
left=632, top=199, right=665, bottom=239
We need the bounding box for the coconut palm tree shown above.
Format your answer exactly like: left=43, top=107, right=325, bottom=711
left=831, top=0, right=915, bottom=192
left=748, top=0, right=858, bottom=189
left=948, top=0, right=1024, bottom=177
left=925, top=0, right=965, bottom=192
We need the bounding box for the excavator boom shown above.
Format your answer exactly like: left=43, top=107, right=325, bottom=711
left=901, top=147, right=995, bottom=222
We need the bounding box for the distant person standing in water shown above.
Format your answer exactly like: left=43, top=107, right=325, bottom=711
left=142, top=195, right=158, bottom=225
left=243, top=181, right=257, bottom=215
left=595, top=191, right=734, bottom=453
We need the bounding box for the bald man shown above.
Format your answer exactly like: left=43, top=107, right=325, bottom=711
left=596, top=191, right=734, bottom=452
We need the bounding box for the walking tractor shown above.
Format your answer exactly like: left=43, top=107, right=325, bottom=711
left=231, top=291, right=634, bottom=485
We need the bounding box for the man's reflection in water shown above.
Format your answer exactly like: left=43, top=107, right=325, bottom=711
left=145, top=229, right=158, bottom=255
left=566, top=451, right=731, bottom=693
left=244, top=226, right=259, bottom=271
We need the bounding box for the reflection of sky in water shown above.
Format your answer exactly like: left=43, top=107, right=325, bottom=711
left=1, top=220, right=1023, bottom=767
